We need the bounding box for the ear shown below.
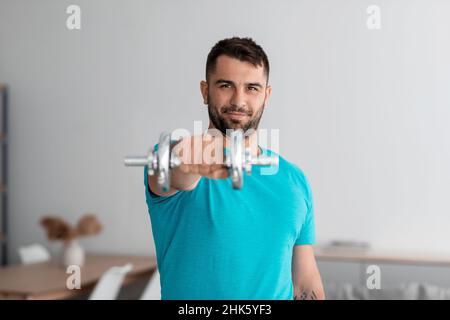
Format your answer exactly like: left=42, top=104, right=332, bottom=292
left=200, top=80, right=208, bottom=105
left=263, top=85, right=272, bottom=108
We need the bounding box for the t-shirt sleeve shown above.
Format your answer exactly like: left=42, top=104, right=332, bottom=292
left=293, top=167, right=316, bottom=246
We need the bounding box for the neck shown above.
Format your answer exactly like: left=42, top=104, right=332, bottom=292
left=206, top=123, right=261, bottom=156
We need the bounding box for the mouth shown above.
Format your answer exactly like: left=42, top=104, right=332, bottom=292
left=225, top=111, right=248, bottom=121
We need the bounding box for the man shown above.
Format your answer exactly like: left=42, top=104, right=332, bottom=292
left=145, top=37, right=325, bottom=300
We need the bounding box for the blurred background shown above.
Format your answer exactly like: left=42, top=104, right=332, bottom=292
left=0, top=0, right=449, bottom=299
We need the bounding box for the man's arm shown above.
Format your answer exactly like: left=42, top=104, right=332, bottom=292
left=292, top=245, right=325, bottom=300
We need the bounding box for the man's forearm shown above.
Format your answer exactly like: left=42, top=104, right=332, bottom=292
left=293, top=286, right=324, bottom=300
left=293, top=272, right=326, bottom=300
left=170, top=167, right=201, bottom=190
left=168, top=139, right=202, bottom=191
left=292, top=245, right=326, bottom=300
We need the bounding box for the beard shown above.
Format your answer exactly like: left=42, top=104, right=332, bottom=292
left=207, top=93, right=265, bottom=137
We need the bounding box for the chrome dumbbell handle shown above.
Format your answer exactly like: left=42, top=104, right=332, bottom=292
left=124, top=151, right=158, bottom=175
left=249, top=155, right=279, bottom=167
left=124, top=155, right=153, bottom=167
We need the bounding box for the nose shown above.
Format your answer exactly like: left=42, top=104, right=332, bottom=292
left=229, top=87, right=247, bottom=110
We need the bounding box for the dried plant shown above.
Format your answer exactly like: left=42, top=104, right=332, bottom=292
left=40, top=213, right=102, bottom=244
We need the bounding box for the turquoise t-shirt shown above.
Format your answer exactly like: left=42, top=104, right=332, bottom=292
left=144, top=147, right=315, bottom=300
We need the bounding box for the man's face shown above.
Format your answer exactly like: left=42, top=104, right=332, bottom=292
left=201, top=55, right=272, bottom=137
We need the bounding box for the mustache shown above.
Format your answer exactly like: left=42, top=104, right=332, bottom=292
left=221, top=106, right=252, bottom=116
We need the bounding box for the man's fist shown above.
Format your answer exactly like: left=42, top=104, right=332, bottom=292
left=171, top=134, right=229, bottom=180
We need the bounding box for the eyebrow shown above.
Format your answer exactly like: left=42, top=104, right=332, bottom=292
left=215, top=79, right=264, bottom=88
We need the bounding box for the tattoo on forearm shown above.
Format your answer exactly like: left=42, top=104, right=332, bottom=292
left=294, top=290, right=318, bottom=300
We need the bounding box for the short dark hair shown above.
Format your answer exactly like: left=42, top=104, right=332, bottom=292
left=205, top=37, right=270, bottom=84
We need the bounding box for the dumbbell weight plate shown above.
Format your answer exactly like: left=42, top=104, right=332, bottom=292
left=156, top=131, right=172, bottom=192
left=229, top=129, right=244, bottom=189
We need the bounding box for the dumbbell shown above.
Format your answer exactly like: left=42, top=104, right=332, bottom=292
left=124, top=132, right=180, bottom=193
left=225, top=129, right=279, bottom=189
left=124, top=130, right=279, bottom=191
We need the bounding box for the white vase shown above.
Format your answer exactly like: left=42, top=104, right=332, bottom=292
left=61, top=240, right=85, bottom=267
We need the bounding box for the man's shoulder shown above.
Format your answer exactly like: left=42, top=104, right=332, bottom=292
left=262, top=148, right=302, bottom=173
left=263, top=148, right=310, bottom=190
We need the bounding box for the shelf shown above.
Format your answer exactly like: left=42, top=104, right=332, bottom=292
left=0, top=84, right=7, bottom=266
left=315, top=246, right=450, bottom=267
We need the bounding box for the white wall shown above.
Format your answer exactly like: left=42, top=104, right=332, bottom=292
left=0, top=0, right=449, bottom=264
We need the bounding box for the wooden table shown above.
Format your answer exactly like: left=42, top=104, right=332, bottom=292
left=0, top=254, right=157, bottom=300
